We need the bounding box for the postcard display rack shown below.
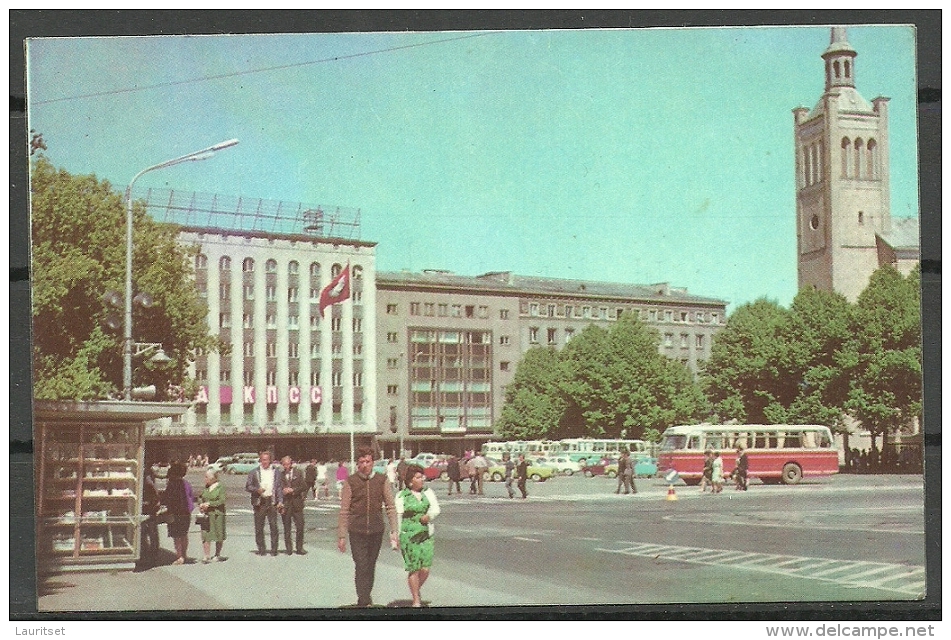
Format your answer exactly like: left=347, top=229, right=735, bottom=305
left=38, top=422, right=145, bottom=570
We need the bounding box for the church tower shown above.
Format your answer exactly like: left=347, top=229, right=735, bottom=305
left=793, top=27, right=891, bottom=303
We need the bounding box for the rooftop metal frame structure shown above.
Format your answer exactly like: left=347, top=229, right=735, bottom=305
left=138, top=187, right=361, bottom=240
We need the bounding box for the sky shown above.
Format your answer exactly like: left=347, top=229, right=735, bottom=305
left=25, top=25, right=919, bottom=312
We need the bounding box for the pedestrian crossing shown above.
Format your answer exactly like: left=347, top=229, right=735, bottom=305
left=595, top=542, right=926, bottom=597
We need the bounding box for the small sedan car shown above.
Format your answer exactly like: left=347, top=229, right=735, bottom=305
left=581, top=458, right=616, bottom=477
left=485, top=457, right=555, bottom=482
left=225, top=457, right=262, bottom=474
left=599, top=457, right=659, bottom=479
left=535, top=456, right=582, bottom=476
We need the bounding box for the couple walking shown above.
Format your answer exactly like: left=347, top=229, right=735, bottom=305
left=338, top=446, right=440, bottom=608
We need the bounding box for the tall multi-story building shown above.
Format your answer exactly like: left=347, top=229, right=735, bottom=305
left=793, top=27, right=919, bottom=303
left=375, top=270, right=726, bottom=455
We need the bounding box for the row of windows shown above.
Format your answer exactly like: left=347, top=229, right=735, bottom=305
left=221, top=341, right=364, bottom=357
left=195, top=256, right=362, bottom=279
left=204, top=284, right=364, bottom=304
left=385, top=301, right=719, bottom=325
left=840, top=137, right=879, bottom=180
left=219, top=313, right=362, bottom=332
left=195, top=369, right=360, bottom=387
left=663, top=333, right=706, bottom=350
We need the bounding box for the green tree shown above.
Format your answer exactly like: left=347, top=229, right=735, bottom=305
left=496, top=346, right=567, bottom=440
left=700, top=298, right=797, bottom=423
left=31, top=156, right=222, bottom=401
left=843, top=266, right=922, bottom=450
left=560, top=314, right=708, bottom=438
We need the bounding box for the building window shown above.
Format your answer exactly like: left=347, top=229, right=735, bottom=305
left=288, top=315, right=299, bottom=330
left=243, top=285, right=254, bottom=300
left=220, top=256, right=231, bottom=271
left=331, top=317, right=342, bottom=331
left=451, top=304, right=462, bottom=317
left=267, top=342, right=276, bottom=357
left=220, top=369, right=231, bottom=383
left=242, top=258, right=254, bottom=273
left=664, top=310, right=673, bottom=322
left=266, top=285, right=276, bottom=301
left=288, top=287, right=299, bottom=303
left=410, top=302, right=421, bottom=316
left=196, top=254, right=208, bottom=270
left=499, top=335, right=511, bottom=346
left=265, top=259, right=277, bottom=273
left=310, top=262, right=320, bottom=278
left=711, top=312, right=720, bottom=324
left=243, top=314, right=253, bottom=329
left=696, top=311, right=705, bottom=323
left=219, top=312, right=231, bottom=328
left=479, top=305, right=489, bottom=319
left=565, top=328, right=575, bottom=342
left=582, top=306, right=591, bottom=319
left=599, top=307, right=608, bottom=320
left=547, top=304, right=556, bottom=317
left=266, top=370, right=277, bottom=386
left=266, top=313, right=276, bottom=329
left=387, top=385, right=398, bottom=395
left=387, top=358, right=399, bottom=368
left=243, top=370, right=254, bottom=386
left=311, top=371, right=320, bottom=386
left=310, top=287, right=321, bottom=301
left=499, top=309, right=509, bottom=320
left=288, top=261, right=299, bottom=275
left=353, top=372, right=363, bottom=387
left=219, top=283, right=231, bottom=300
left=197, top=282, right=208, bottom=298
left=386, top=303, right=398, bottom=314
left=387, top=332, right=398, bottom=343
left=681, top=311, right=689, bottom=323
left=565, top=305, right=573, bottom=318
left=649, top=310, right=657, bottom=322
left=353, top=318, right=362, bottom=333
left=530, top=303, right=539, bottom=317
left=664, top=333, right=673, bottom=348
left=289, top=370, right=299, bottom=386
left=196, top=369, right=207, bottom=382
left=244, top=341, right=254, bottom=357
left=311, top=343, right=320, bottom=358
left=529, top=327, right=539, bottom=343
left=547, top=328, right=557, bottom=344
left=696, top=334, right=705, bottom=349
left=332, top=372, right=342, bottom=387
left=438, top=303, right=448, bottom=317
left=310, top=315, right=319, bottom=330
left=423, top=302, right=434, bottom=316
left=465, top=305, right=475, bottom=318
left=680, top=333, right=689, bottom=349
left=289, top=343, right=299, bottom=358
left=616, top=307, right=625, bottom=320
left=331, top=343, right=341, bottom=355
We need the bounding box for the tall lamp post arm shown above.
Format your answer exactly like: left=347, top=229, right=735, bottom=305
left=122, top=138, right=239, bottom=401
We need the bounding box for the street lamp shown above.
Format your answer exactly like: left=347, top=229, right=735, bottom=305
left=123, top=138, right=239, bottom=400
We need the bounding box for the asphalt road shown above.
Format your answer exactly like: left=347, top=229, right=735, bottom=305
left=196, top=469, right=926, bottom=607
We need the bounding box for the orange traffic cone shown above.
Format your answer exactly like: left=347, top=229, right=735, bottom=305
left=666, top=484, right=678, bottom=501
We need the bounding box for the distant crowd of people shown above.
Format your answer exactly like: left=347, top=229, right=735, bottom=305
left=845, top=447, right=922, bottom=474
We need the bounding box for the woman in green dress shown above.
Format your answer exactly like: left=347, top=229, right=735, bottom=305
left=396, top=465, right=441, bottom=607
left=198, top=469, right=227, bottom=563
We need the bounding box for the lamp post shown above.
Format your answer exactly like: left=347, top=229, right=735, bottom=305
left=123, top=138, right=239, bottom=401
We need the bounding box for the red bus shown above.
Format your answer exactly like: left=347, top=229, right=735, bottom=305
left=657, top=424, right=839, bottom=485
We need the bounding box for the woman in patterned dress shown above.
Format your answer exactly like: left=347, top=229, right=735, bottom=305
left=396, top=465, right=441, bottom=607
left=198, top=469, right=227, bottom=563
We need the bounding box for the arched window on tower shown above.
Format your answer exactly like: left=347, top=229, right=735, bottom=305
left=841, top=137, right=852, bottom=178
left=854, top=138, right=864, bottom=180
left=844, top=59, right=851, bottom=79
left=803, top=145, right=811, bottom=186
left=833, top=60, right=841, bottom=79
left=310, top=262, right=320, bottom=279
left=867, top=139, right=878, bottom=180
left=811, top=143, right=821, bottom=184
left=242, top=257, right=254, bottom=273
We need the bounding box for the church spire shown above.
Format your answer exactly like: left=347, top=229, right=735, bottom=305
left=822, top=26, right=857, bottom=91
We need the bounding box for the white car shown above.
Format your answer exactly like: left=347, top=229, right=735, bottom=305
left=409, top=452, right=438, bottom=466
left=536, top=456, right=582, bottom=476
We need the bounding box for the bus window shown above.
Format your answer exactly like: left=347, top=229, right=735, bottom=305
left=661, top=435, right=687, bottom=451
left=704, top=434, right=723, bottom=450
left=818, top=431, right=832, bottom=448
left=687, top=436, right=701, bottom=450
left=781, top=432, right=801, bottom=448
left=733, top=433, right=749, bottom=449
left=802, top=431, right=817, bottom=448
left=754, top=433, right=767, bottom=449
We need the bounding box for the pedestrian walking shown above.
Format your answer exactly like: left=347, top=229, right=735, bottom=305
left=335, top=460, right=349, bottom=499
left=503, top=453, right=516, bottom=498
left=446, top=455, right=462, bottom=495
left=467, top=457, right=478, bottom=494
left=245, top=450, right=284, bottom=556
left=316, top=460, right=330, bottom=499
left=516, top=454, right=529, bottom=499
left=279, top=456, right=307, bottom=555
left=304, top=458, right=317, bottom=499
left=615, top=449, right=636, bottom=494
left=733, top=445, right=749, bottom=491
left=140, top=465, right=161, bottom=566
left=396, top=465, right=441, bottom=607
left=471, top=452, right=489, bottom=495
left=699, top=450, right=714, bottom=493
left=396, top=456, right=408, bottom=491
left=386, top=458, right=398, bottom=488
left=337, top=446, right=399, bottom=608
left=711, top=451, right=724, bottom=494
left=197, top=469, right=227, bottom=563
left=163, top=461, right=194, bottom=565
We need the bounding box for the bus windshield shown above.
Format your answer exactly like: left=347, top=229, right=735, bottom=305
left=660, top=435, right=687, bottom=451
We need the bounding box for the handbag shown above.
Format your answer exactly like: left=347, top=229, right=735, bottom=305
left=195, top=513, right=210, bottom=530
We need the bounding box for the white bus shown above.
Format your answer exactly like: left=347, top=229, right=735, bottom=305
left=559, top=438, right=649, bottom=465
left=481, top=440, right=563, bottom=459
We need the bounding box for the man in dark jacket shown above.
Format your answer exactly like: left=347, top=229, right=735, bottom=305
left=447, top=455, right=462, bottom=495
left=516, top=454, right=530, bottom=499
left=304, top=459, right=317, bottom=498
left=280, top=456, right=308, bottom=555
left=337, top=446, right=399, bottom=607
left=734, top=445, right=749, bottom=491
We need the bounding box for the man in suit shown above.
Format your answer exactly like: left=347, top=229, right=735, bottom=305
left=279, top=455, right=308, bottom=555
left=245, top=450, right=284, bottom=556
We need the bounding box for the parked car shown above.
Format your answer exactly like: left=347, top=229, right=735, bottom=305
left=593, top=457, right=659, bottom=479
left=409, top=452, right=439, bottom=467
left=225, top=454, right=263, bottom=474
left=535, top=456, right=582, bottom=476
left=581, top=458, right=617, bottom=478
left=485, top=457, right=555, bottom=482
left=207, top=455, right=237, bottom=473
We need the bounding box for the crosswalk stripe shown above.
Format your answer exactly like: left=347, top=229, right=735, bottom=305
left=595, top=542, right=924, bottom=596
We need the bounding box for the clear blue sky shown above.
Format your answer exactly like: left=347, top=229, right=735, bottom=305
left=26, top=25, right=918, bottom=311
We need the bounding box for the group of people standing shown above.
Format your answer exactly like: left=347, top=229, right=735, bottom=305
left=140, top=461, right=228, bottom=566
left=699, top=446, right=749, bottom=493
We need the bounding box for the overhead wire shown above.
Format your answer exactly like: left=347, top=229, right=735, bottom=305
left=32, top=30, right=495, bottom=106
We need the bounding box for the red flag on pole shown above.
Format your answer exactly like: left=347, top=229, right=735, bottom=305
left=319, top=263, right=351, bottom=317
